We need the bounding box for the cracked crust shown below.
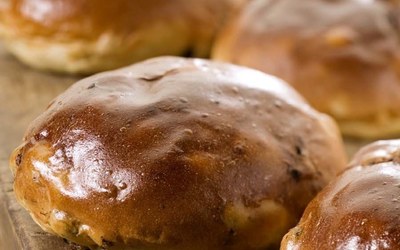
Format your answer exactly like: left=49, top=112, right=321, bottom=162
left=10, top=57, right=346, bottom=249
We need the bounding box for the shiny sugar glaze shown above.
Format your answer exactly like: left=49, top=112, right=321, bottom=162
left=10, top=57, right=346, bottom=249
left=282, top=140, right=400, bottom=250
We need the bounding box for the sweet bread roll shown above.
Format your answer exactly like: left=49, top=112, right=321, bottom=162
left=0, top=0, right=243, bottom=74
left=9, top=57, right=346, bottom=249
left=212, top=0, right=400, bottom=139
left=281, top=139, right=400, bottom=249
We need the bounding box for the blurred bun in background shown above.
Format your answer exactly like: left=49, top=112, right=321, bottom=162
left=0, top=0, right=245, bottom=74
left=213, top=0, right=400, bottom=139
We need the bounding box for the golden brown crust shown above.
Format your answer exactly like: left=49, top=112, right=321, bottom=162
left=10, top=57, right=347, bottom=249
left=281, top=139, right=400, bottom=250
left=0, top=0, right=243, bottom=74
left=212, top=0, right=400, bottom=139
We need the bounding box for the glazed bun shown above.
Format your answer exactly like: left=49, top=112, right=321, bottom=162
left=212, top=0, right=400, bottom=139
left=0, top=0, right=243, bottom=74
left=281, top=139, right=400, bottom=249
left=10, top=57, right=346, bottom=249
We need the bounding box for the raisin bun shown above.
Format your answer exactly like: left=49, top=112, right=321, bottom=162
left=212, top=0, right=400, bottom=139
left=9, top=57, right=346, bottom=249
left=0, top=0, right=244, bottom=74
left=281, top=140, right=400, bottom=249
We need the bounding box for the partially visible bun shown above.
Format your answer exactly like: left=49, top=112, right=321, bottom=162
left=0, top=0, right=243, bottom=74
left=10, top=57, right=346, bottom=249
left=281, top=140, right=400, bottom=249
left=212, top=0, right=400, bottom=139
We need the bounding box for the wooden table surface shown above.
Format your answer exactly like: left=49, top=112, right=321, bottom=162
left=0, top=43, right=81, bottom=250
left=0, top=43, right=370, bottom=250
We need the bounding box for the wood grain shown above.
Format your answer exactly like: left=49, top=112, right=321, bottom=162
left=0, top=43, right=80, bottom=250
left=0, top=43, right=369, bottom=250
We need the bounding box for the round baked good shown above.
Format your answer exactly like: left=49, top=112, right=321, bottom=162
left=0, top=0, right=243, bottom=74
left=9, top=57, right=347, bottom=249
left=212, top=0, right=400, bottom=139
left=281, top=139, right=400, bottom=249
